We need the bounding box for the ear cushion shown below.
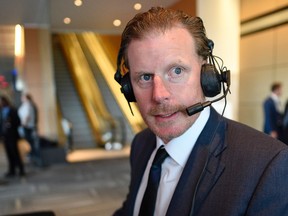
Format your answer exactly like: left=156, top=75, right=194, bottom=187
left=201, top=64, right=221, bottom=97
left=120, top=72, right=136, bottom=102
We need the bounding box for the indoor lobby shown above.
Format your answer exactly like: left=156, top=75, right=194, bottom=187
left=1, top=0, right=288, bottom=215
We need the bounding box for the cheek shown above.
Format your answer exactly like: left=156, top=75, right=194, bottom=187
left=177, top=88, right=201, bottom=108
left=134, top=88, right=151, bottom=107
left=178, top=75, right=203, bottom=101
left=135, top=97, right=151, bottom=120
left=132, top=74, right=151, bottom=97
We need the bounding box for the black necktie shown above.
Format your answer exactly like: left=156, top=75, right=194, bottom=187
left=139, top=146, right=169, bottom=216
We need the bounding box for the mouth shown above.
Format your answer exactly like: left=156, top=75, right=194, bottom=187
left=154, top=111, right=178, bottom=121
left=157, top=112, right=176, bottom=118
left=149, top=104, right=186, bottom=122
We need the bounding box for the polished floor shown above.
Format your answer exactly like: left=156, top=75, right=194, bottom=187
left=0, top=143, right=130, bottom=216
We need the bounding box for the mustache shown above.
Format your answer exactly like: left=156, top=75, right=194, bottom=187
left=148, top=104, right=187, bottom=115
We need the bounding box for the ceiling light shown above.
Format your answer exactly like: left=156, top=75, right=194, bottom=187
left=113, top=19, right=121, bottom=27
left=63, top=17, right=71, bottom=24
left=74, top=0, right=83, bottom=6
left=134, top=3, right=142, bottom=10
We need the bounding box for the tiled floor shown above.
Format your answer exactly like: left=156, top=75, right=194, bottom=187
left=0, top=144, right=130, bottom=216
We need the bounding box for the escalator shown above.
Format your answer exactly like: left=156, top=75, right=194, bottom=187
left=76, top=34, right=134, bottom=146
left=52, top=35, right=97, bottom=149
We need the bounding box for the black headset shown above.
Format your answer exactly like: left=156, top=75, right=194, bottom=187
left=114, top=39, right=230, bottom=115
left=200, top=39, right=230, bottom=98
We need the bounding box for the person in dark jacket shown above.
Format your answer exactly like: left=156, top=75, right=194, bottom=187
left=0, top=95, right=25, bottom=177
left=263, top=82, right=283, bottom=139
left=113, top=7, right=288, bottom=216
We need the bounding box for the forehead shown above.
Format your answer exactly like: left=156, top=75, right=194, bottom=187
left=127, top=27, right=197, bottom=58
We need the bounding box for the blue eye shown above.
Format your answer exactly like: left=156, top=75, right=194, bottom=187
left=142, top=74, right=152, bottom=81
left=137, top=73, right=153, bottom=88
left=167, top=66, right=186, bottom=83
left=174, top=67, right=182, bottom=75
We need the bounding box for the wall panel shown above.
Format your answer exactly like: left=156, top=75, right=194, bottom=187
left=240, top=29, right=275, bottom=70
left=241, top=0, right=276, bottom=20
left=276, top=25, right=288, bottom=65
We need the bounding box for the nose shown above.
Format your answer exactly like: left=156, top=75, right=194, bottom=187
left=152, top=76, right=170, bottom=103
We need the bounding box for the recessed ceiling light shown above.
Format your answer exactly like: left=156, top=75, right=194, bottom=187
left=74, top=0, right=83, bottom=6
left=113, top=19, right=121, bottom=27
left=134, top=3, right=142, bottom=10
left=64, top=17, right=71, bottom=24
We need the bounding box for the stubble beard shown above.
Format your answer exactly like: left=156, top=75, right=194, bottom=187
left=144, top=103, right=197, bottom=143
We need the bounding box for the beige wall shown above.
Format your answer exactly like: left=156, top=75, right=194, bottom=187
left=23, top=28, right=58, bottom=140
left=239, top=0, right=288, bottom=131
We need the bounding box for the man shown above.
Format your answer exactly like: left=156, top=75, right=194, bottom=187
left=18, top=93, right=39, bottom=165
left=0, top=95, right=25, bottom=177
left=263, top=82, right=283, bottom=139
left=113, top=7, right=288, bottom=216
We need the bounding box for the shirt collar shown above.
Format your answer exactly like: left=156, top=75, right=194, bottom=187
left=156, top=106, right=210, bottom=167
left=271, top=92, right=279, bottom=102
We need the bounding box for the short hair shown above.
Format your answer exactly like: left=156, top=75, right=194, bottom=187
left=24, top=93, right=33, bottom=102
left=118, top=6, right=210, bottom=70
left=0, top=95, right=11, bottom=107
left=271, top=82, right=282, bottom=92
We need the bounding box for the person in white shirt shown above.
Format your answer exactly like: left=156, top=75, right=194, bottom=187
left=18, top=93, right=39, bottom=164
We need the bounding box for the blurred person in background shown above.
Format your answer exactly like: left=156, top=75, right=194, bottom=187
left=18, top=93, right=39, bottom=165
left=263, top=82, right=283, bottom=139
left=61, top=117, right=73, bottom=152
left=0, top=95, right=25, bottom=177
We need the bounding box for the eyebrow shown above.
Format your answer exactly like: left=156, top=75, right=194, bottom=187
left=133, top=70, right=154, bottom=76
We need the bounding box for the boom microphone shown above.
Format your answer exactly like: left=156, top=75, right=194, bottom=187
left=186, top=83, right=230, bottom=116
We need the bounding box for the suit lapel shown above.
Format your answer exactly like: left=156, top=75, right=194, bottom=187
left=127, top=129, right=157, bottom=215
left=166, top=108, right=227, bottom=216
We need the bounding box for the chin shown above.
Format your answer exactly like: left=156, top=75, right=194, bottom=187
left=151, top=123, right=190, bottom=143
left=144, top=112, right=197, bottom=142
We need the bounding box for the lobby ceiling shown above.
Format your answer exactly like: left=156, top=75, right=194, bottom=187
left=0, top=0, right=180, bottom=34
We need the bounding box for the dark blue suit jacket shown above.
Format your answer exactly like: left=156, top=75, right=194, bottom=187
left=114, top=108, right=288, bottom=216
left=263, top=97, right=282, bottom=135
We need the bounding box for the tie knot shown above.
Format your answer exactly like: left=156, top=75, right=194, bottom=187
left=152, top=146, right=169, bottom=167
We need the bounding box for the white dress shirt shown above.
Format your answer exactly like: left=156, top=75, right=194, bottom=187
left=18, top=101, right=36, bottom=128
left=133, top=107, right=210, bottom=216
left=270, top=92, right=282, bottom=112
